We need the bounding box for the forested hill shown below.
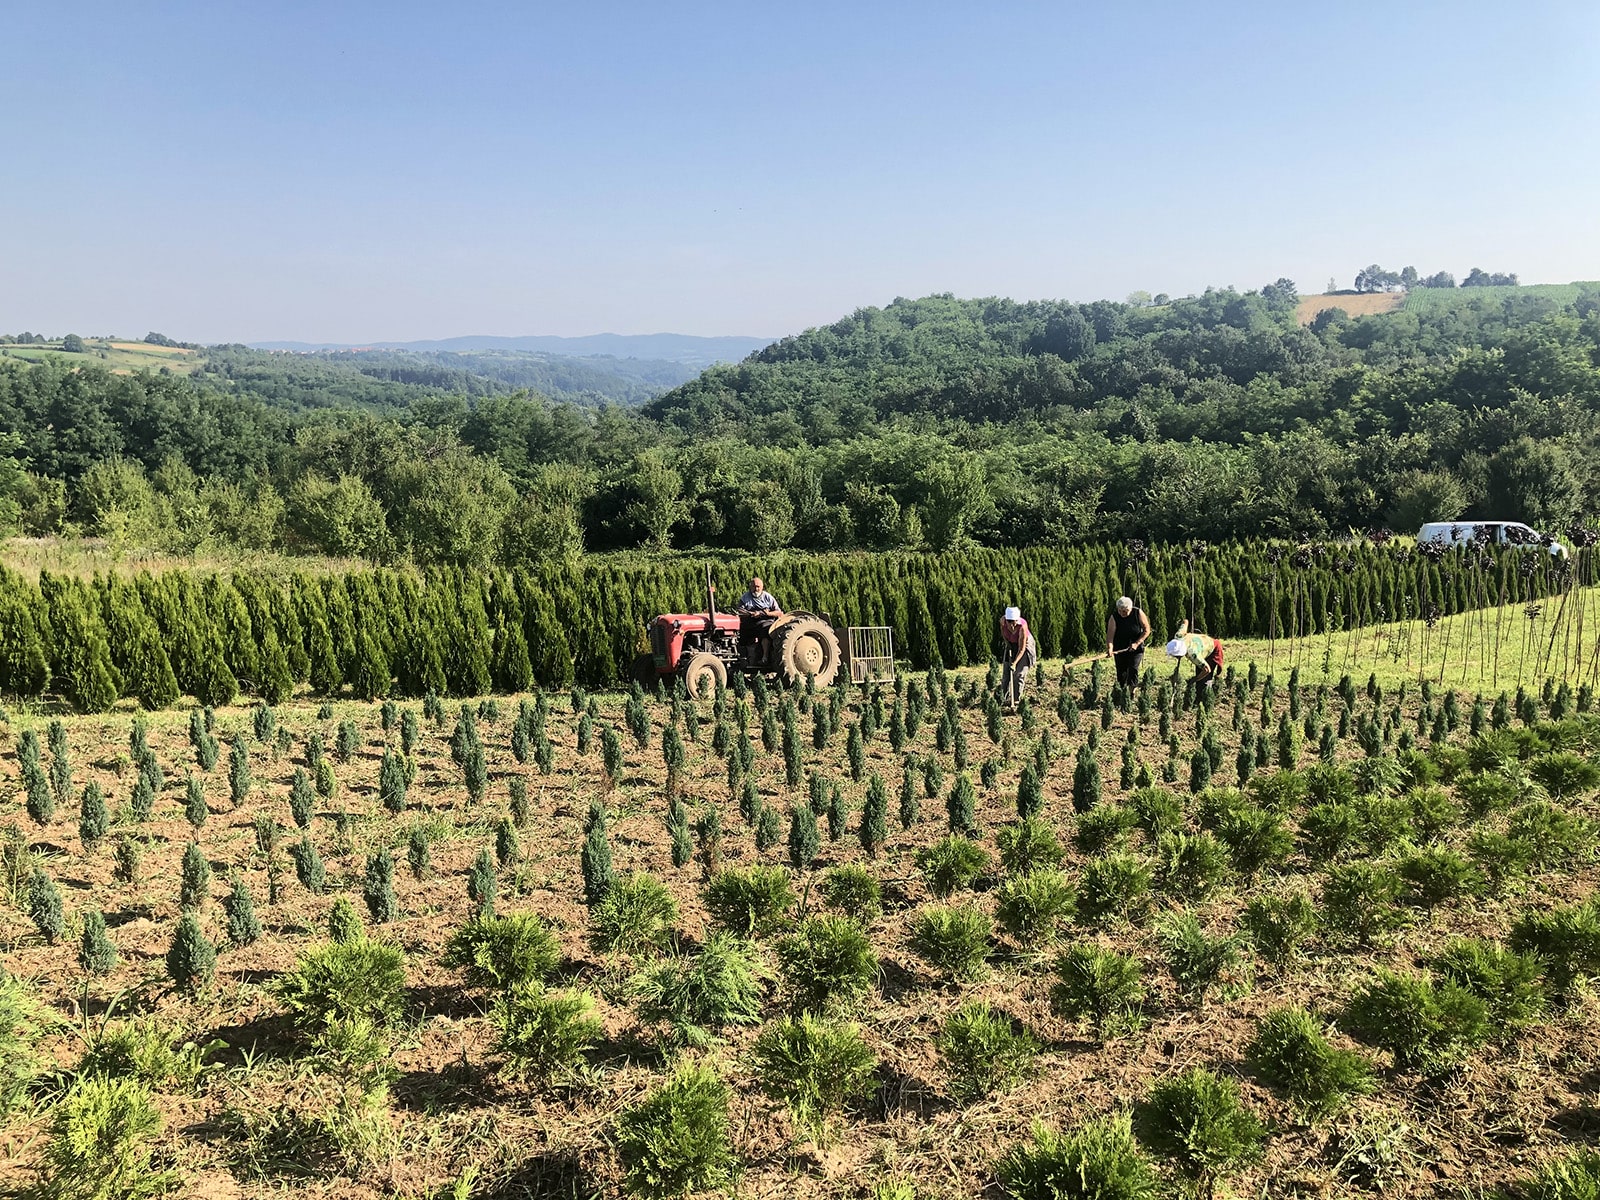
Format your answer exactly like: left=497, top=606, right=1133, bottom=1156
left=252, top=332, right=771, bottom=367
left=646, top=284, right=1600, bottom=433
left=633, top=282, right=1600, bottom=547
left=197, top=346, right=699, bottom=410
left=2, top=277, right=1600, bottom=566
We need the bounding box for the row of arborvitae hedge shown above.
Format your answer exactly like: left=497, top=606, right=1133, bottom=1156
left=0, top=541, right=1572, bottom=711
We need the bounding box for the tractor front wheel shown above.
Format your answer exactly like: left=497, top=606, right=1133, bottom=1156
left=683, top=652, right=727, bottom=699
left=775, top=617, right=841, bottom=688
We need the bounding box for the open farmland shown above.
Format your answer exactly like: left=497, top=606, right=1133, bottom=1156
left=0, top=339, right=201, bottom=375
left=1, top=625, right=1599, bottom=1198
left=1294, top=292, right=1403, bottom=325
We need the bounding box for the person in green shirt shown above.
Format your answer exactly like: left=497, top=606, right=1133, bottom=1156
left=1164, top=619, right=1224, bottom=688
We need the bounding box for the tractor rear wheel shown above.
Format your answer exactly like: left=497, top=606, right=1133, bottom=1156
left=630, top=653, right=658, bottom=690
left=683, top=652, right=727, bottom=699
left=775, top=617, right=841, bottom=688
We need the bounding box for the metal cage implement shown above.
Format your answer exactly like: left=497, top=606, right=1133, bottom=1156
left=846, top=625, right=896, bottom=683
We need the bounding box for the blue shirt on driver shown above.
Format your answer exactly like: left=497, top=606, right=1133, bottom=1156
left=738, top=590, right=779, bottom=613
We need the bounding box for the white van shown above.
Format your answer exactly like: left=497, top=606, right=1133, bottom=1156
left=1417, top=521, right=1568, bottom=558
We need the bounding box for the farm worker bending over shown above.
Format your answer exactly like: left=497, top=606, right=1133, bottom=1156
left=1105, top=595, right=1150, bottom=691
left=1164, top=620, right=1224, bottom=689
left=737, top=576, right=783, bottom=662
left=999, top=606, right=1036, bottom=709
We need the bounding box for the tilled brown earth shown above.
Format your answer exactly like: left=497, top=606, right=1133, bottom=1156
left=0, top=673, right=1596, bottom=1199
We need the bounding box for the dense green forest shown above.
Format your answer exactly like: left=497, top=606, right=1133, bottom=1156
left=2, top=279, right=1599, bottom=566
left=197, top=346, right=698, bottom=410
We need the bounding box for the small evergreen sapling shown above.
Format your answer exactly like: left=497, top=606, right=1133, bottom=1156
left=755, top=803, right=783, bottom=851
left=468, top=848, right=498, bottom=916
left=1241, top=889, right=1318, bottom=967
left=909, top=903, right=991, bottom=980
left=379, top=748, right=407, bottom=814
left=917, top=836, right=989, bottom=898
left=291, top=834, right=325, bottom=894
left=997, top=1116, right=1158, bottom=1200
left=184, top=774, right=208, bottom=830
left=666, top=799, right=693, bottom=869
left=224, top=877, right=261, bottom=947
left=27, top=868, right=63, bottom=944
left=130, top=771, right=155, bottom=823
left=581, top=802, right=615, bottom=905
left=364, top=849, right=399, bottom=924
left=48, top=720, right=72, bottom=807
left=21, top=731, right=53, bottom=826
left=407, top=827, right=431, bottom=879
left=616, top=1063, right=736, bottom=1197
left=191, top=709, right=219, bottom=771
left=327, top=896, right=364, bottom=943
left=589, top=873, right=679, bottom=957
left=899, top=765, right=920, bottom=829
left=859, top=772, right=888, bottom=858
left=1071, top=744, right=1101, bottom=813
left=1343, top=968, right=1490, bottom=1072
left=776, top=914, right=879, bottom=1014
left=112, top=836, right=141, bottom=884
left=1246, top=1006, right=1373, bottom=1116
left=946, top=772, right=977, bottom=836
left=753, top=1014, right=878, bottom=1134
left=995, top=870, right=1077, bottom=947
left=1078, top=853, right=1153, bottom=924
left=179, top=842, right=211, bottom=910
left=934, top=998, right=1043, bottom=1107
left=78, top=781, right=109, bottom=849
left=78, top=907, right=117, bottom=975
left=289, top=768, right=315, bottom=829
left=1134, top=1067, right=1265, bottom=1198
left=826, top=783, right=848, bottom=842
left=228, top=735, right=251, bottom=805
left=697, top=806, right=724, bottom=876
left=1016, top=762, right=1043, bottom=819
left=998, top=816, right=1065, bottom=875
left=166, top=911, right=216, bottom=994
left=1051, top=944, right=1143, bottom=1039
left=496, top=816, right=520, bottom=868
left=788, top=804, right=821, bottom=871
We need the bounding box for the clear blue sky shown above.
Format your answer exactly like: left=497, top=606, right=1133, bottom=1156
left=3, top=0, right=1598, bottom=344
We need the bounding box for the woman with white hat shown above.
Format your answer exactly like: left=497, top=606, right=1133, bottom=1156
left=1164, top=619, right=1224, bottom=688
left=999, top=605, right=1036, bottom=709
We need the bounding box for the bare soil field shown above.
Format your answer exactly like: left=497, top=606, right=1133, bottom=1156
left=0, top=661, right=1597, bottom=1199
left=1295, top=293, right=1404, bottom=326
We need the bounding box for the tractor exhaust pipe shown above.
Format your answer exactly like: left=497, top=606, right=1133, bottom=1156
left=706, top=563, right=717, bottom=629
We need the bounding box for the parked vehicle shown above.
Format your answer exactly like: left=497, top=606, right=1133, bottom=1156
left=1417, top=521, right=1568, bottom=558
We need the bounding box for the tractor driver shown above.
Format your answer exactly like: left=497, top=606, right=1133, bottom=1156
left=737, top=576, right=783, bottom=663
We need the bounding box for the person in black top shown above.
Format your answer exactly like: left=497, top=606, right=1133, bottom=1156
left=1105, top=595, right=1151, bottom=691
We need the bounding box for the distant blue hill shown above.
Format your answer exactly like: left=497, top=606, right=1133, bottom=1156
left=250, top=332, right=773, bottom=368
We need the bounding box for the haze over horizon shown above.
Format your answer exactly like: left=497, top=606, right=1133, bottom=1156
left=3, top=0, right=1598, bottom=345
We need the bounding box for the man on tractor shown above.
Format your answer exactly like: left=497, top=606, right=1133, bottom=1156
left=737, top=576, right=783, bottom=665
left=1164, top=619, right=1224, bottom=689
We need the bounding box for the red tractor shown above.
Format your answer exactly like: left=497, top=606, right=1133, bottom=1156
left=634, top=568, right=845, bottom=695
